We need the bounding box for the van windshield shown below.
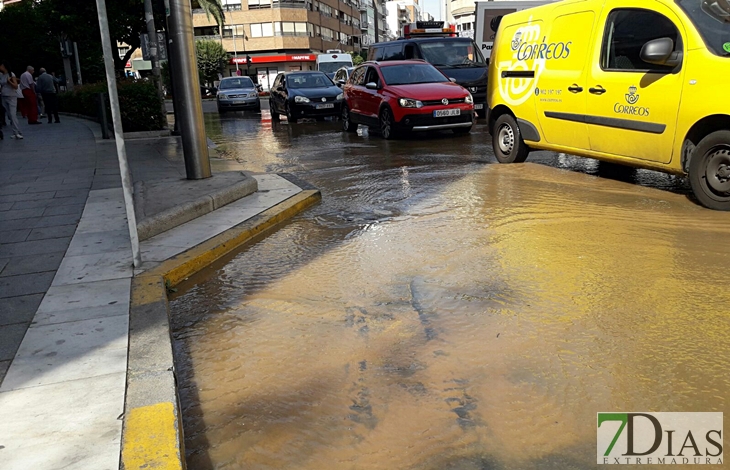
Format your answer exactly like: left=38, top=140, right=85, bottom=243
left=419, top=39, right=487, bottom=67
left=318, top=61, right=352, bottom=73
left=676, top=0, right=730, bottom=56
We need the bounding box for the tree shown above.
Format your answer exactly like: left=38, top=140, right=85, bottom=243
left=196, top=39, right=228, bottom=85
left=192, top=0, right=225, bottom=30
left=351, top=51, right=364, bottom=66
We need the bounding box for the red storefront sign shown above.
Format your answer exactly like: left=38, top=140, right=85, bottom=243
left=229, top=54, right=317, bottom=65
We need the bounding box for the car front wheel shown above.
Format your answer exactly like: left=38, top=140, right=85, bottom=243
left=689, top=130, right=730, bottom=210
left=342, top=105, right=357, bottom=133
left=492, top=114, right=529, bottom=163
left=379, top=107, right=395, bottom=140
left=286, top=103, right=297, bottom=124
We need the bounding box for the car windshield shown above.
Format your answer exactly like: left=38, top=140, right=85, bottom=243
left=676, top=0, right=730, bottom=56
left=287, top=73, right=333, bottom=88
left=318, top=61, right=352, bottom=73
left=380, top=64, right=449, bottom=85
left=219, top=77, right=255, bottom=89
left=419, top=39, right=487, bottom=67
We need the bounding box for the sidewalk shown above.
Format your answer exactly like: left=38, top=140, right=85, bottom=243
left=0, top=116, right=318, bottom=469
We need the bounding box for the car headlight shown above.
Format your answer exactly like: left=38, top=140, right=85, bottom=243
left=399, top=98, right=423, bottom=108
left=218, top=94, right=228, bottom=100
left=336, top=93, right=344, bottom=101
left=294, top=96, right=310, bottom=103
left=465, top=93, right=474, bottom=104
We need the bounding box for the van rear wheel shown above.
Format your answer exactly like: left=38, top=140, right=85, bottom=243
left=689, top=130, right=730, bottom=211
left=492, top=114, right=529, bottom=163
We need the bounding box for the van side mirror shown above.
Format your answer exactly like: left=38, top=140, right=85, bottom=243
left=640, top=37, right=682, bottom=67
left=365, top=82, right=379, bottom=90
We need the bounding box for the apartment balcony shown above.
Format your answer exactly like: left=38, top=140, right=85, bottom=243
left=358, top=1, right=368, bottom=11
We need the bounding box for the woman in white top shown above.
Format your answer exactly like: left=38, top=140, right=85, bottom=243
left=0, top=60, right=23, bottom=139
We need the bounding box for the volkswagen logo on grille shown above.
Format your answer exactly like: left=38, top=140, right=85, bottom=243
left=442, top=98, right=449, bottom=105
left=321, top=97, right=327, bottom=102
left=469, top=87, right=478, bottom=93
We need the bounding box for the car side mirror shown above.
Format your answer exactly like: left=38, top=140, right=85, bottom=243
left=640, top=37, right=682, bottom=67
left=337, top=79, right=346, bottom=87
left=449, top=77, right=457, bottom=83
left=365, top=82, right=379, bottom=90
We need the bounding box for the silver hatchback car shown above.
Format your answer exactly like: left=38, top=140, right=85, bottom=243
left=217, top=76, right=261, bottom=113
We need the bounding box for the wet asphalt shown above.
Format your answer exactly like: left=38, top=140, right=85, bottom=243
left=169, top=104, right=730, bottom=470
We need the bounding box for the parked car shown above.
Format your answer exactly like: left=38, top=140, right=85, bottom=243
left=341, top=60, right=475, bottom=139
left=333, top=66, right=355, bottom=88
left=269, top=71, right=344, bottom=123
left=216, top=77, right=261, bottom=113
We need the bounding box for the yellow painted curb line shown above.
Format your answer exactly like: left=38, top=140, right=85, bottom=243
left=121, top=189, right=320, bottom=470
left=122, top=403, right=183, bottom=470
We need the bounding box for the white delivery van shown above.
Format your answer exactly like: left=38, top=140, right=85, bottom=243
left=316, top=50, right=354, bottom=79
left=475, top=1, right=556, bottom=61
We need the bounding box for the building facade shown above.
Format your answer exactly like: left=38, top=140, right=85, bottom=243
left=385, top=0, right=423, bottom=38
left=192, top=0, right=363, bottom=90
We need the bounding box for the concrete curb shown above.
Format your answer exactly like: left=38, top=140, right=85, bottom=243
left=121, top=189, right=321, bottom=470
left=58, top=112, right=171, bottom=140
left=136, top=175, right=259, bottom=241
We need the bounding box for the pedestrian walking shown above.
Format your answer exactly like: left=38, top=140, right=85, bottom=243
left=36, top=68, right=59, bottom=124
left=0, top=60, right=24, bottom=139
left=20, top=66, right=40, bottom=125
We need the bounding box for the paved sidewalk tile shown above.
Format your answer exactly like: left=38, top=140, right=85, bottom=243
left=0, top=372, right=125, bottom=470
left=0, top=272, right=55, bottom=298
left=0, top=324, right=28, bottom=361
left=26, top=224, right=78, bottom=241
left=0, top=294, right=43, bottom=326
left=0, top=252, right=65, bottom=278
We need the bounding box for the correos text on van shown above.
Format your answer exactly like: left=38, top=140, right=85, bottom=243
left=488, top=0, right=730, bottom=210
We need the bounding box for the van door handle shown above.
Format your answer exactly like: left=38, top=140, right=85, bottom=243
left=589, top=86, right=606, bottom=95
left=567, top=84, right=583, bottom=93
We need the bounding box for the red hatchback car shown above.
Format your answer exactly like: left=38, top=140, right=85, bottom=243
left=341, top=60, right=475, bottom=139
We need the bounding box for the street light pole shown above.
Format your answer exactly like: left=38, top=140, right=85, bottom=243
left=168, top=0, right=212, bottom=179
left=94, top=0, right=142, bottom=267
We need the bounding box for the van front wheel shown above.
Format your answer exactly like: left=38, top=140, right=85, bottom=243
left=689, top=130, right=730, bottom=211
left=492, top=114, right=529, bottom=163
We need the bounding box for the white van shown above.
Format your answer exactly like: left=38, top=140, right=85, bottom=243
left=316, top=50, right=354, bottom=79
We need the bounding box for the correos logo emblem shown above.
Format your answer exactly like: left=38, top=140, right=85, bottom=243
left=614, top=85, right=649, bottom=117
left=625, top=85, right=639, bottom=104
left=511, top=31, right=523, bottom=51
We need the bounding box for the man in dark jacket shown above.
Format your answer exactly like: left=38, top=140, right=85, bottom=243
left=36, top=68, right=59, bottom=124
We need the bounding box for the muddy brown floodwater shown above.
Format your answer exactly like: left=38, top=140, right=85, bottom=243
left=170, top=113, right=730, bottom=470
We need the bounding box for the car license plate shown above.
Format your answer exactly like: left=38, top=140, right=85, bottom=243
left=474, top=103, right=484, bottom=110
left=233, top=100, right=245, bottom=105
left=433, top=109, right=460, bottom=117
left=316, top=103, right=334, bottom=109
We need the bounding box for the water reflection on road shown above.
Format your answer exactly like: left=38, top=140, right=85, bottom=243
left=170, top=111, right=730, bottom=470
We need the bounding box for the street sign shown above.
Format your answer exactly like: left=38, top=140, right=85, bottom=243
left=141, top=33, right=168, bottom=61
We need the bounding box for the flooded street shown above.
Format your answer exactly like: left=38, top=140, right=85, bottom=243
left=170, top=109, right=730, bottom=469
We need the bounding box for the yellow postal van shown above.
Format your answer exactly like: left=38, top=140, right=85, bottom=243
left=487, top=0, right=730, bottom=210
